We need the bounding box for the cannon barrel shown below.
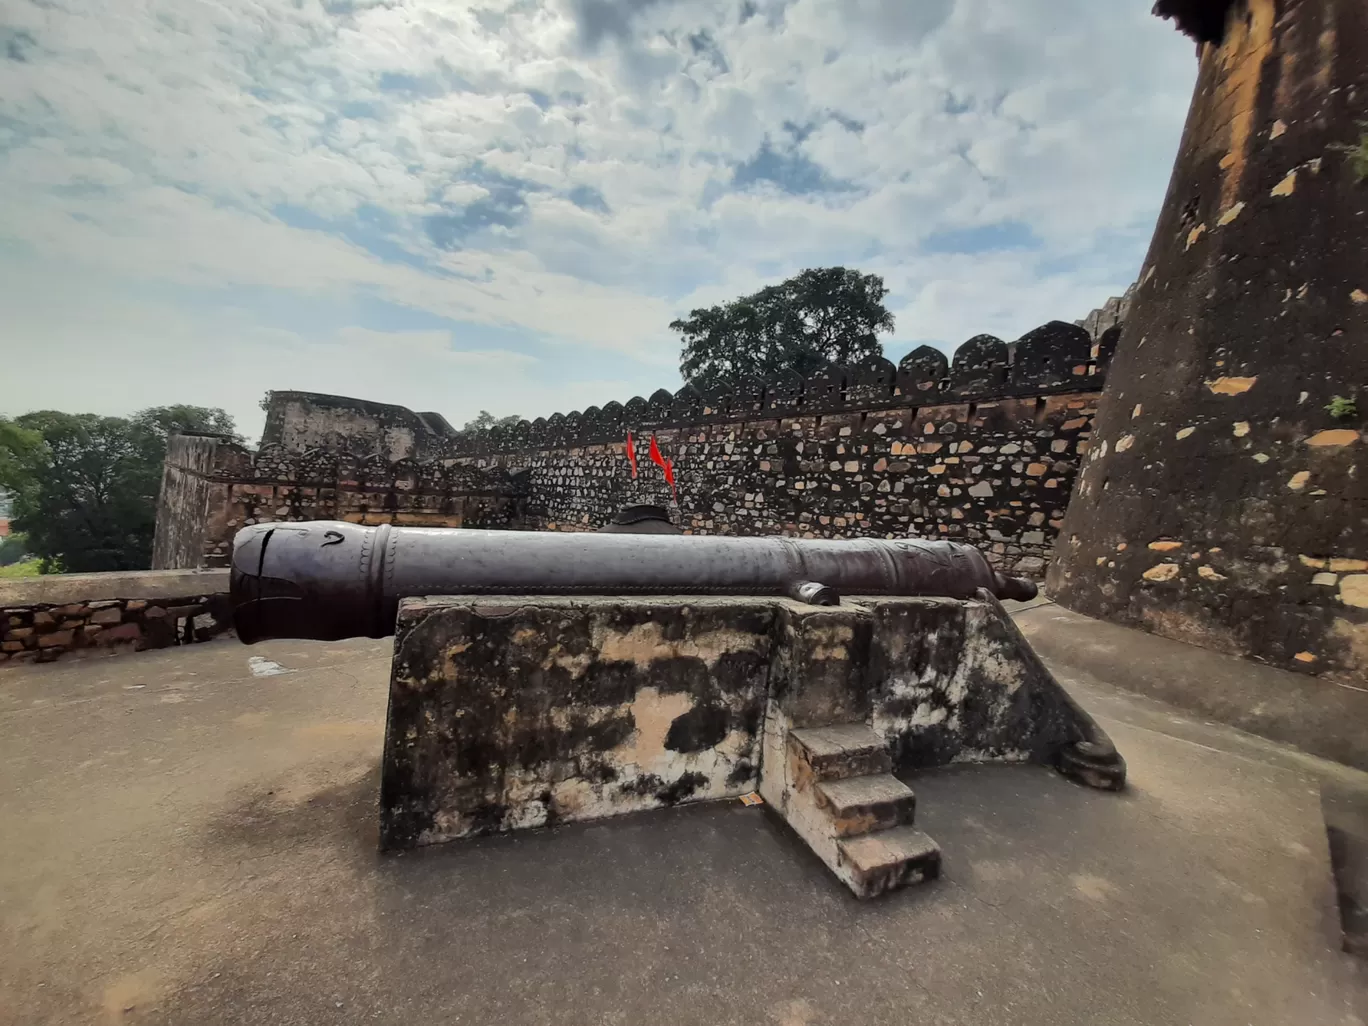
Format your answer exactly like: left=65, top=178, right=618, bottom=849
left=229, top=521, right=1038, bottom=644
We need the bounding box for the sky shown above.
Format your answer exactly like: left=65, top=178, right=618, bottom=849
left=0, top=0, right=1197, bottom=443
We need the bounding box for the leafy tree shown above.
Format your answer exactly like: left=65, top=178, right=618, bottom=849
left=461, top=410, right=521, bottom=432
left=131, top=405, right=243, bottom=446
left=0, top=405, right=239, bottom=573
left=0, top=417, right=43, bottom=491
left=673, top=267, right=896, bottom=390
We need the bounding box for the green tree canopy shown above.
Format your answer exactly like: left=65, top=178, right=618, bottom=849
left=0, top=405, right=239, bottom=573
left=131, top=405, right=243, bottom=446
left=672, top=267, right=896, bottom=391
left=461, top=410, right=521, bottom=432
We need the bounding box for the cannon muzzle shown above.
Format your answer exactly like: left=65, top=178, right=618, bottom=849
left=230, top=521, right=1037, bottom=644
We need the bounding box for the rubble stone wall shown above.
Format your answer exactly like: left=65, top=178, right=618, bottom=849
left=152, top=435, right=526, bottom=569
left=0, top=569, right=230, bottom=667
left=226, top=316, right=1121, bottom=577
left=498, top=392, right=1100, bottom=577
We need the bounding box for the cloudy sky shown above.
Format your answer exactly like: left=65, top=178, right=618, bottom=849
left=0, top=0, right=1196, bottom=441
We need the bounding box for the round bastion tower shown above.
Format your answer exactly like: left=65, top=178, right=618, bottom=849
left=1047, top=0, right=1368, bottom=683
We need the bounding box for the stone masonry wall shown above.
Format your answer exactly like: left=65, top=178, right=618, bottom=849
left=261, top=391, right=456, bottom=461
left=164, top=315, right=1125, bottom=576
left=495, top=392, right=1099, bottom=577
left=0, top=569, right=230, bottom=667
left=152, top=436, right=527, bottom=569
left=1048, top=0, right=1368, bottom=685
left=152, top=433, right=225, bottom=571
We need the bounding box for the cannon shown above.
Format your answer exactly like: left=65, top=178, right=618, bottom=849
left=229, top=520, right=1123, bottom=894
left=229, top=520, right=1038, bottom=644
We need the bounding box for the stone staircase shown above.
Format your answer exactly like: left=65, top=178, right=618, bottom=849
left=783, top=724, right=941, bottom=898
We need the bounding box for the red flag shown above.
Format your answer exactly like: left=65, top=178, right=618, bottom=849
left=648, top=435, right=677, bottom=499
left=625, top=431, right=638, bottom=478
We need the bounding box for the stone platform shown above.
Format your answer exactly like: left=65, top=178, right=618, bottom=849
left=381, top=593, right=1121, bottom=896
left=1, top=610, right=1366, bottom=1024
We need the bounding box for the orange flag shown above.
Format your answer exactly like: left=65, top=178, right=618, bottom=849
left=625, top=431, right=638, bottom=478
left=648, top=435, right=677, bottom=499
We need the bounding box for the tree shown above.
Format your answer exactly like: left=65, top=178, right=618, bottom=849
left=461, top=410, right=521, bottom=432
left=0, top=405, right=239, bottom=573
left=673, top=267, right=896, bottom=390
left=131, top=405, right=242, bottom=446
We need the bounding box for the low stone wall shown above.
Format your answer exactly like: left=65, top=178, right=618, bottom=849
left=0, top=569, right=230, bottom=667
left=380, top=592, right=1121, bottom=852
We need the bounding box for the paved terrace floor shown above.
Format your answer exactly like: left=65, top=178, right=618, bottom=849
left=2, top=601, right=1367, bottom=1026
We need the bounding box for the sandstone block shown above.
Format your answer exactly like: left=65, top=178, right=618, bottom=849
left=98, top=623, right=143, bottom=644
left=37, top=630, right=74, bottom=649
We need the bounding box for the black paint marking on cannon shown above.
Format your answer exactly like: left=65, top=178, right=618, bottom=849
left=227, top=521, right=1122, bottom=899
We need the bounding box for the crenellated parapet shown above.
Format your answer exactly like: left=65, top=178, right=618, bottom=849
left=436, top=319, right=1104, bottom=456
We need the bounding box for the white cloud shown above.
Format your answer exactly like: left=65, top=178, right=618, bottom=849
left=0, top=0, right=1196, bottom=432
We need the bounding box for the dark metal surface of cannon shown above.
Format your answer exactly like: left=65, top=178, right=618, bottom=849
left=229, top=521, right=1039, bottom=644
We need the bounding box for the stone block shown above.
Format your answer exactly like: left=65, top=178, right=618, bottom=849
left=97, top=623, right=142, bottom=644
left=860, top=596, right=1109, bottom=779
left=125, top=600, right=147, bottom=612
left=37, top=630, right=74, bottom=649
left=6, top=627, right=33, bottom=640
left=814, top=774, right=917, bottom=838
left=381, top=595, right=775, bottom=851
left=89, top=607, right=123, bottom=626
left=52, top=604, right=88, bottom=617
left=1, top=641, right=23, bottom=653
left=32, top=611, right=55, bottom=629
left=837, top=827, right=942, bottom=897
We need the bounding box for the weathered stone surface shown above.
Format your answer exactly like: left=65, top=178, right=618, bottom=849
left=381, top=596, right=775, bottom=850
left=814, top=774, right=917, bottom=838
left=862, top=597, right=1087, bottom=772
left=37, top=630, right=74, bottom=649
left=786, top=725, right=891, bottom=784
left=97, top=622, right=143, bottom=644
left=378, top=592, right=1119, bottom=902
left=89, top=607, right=123, bottom=626
left=0, top=570, right=227, bottom=609
left=1048, top=0, right=1368, bottom=687
left=836, top=826, right=942, bottom=897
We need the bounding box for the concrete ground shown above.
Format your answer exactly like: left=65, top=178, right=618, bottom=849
left=2, top=603, right=1367, bottom=1025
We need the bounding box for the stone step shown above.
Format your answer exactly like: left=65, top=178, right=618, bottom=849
left=837, top=826, right=942, bottom=899
left=815, top=774, right=917, bottom=838
left=788, top=724, right=892, bottom=782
